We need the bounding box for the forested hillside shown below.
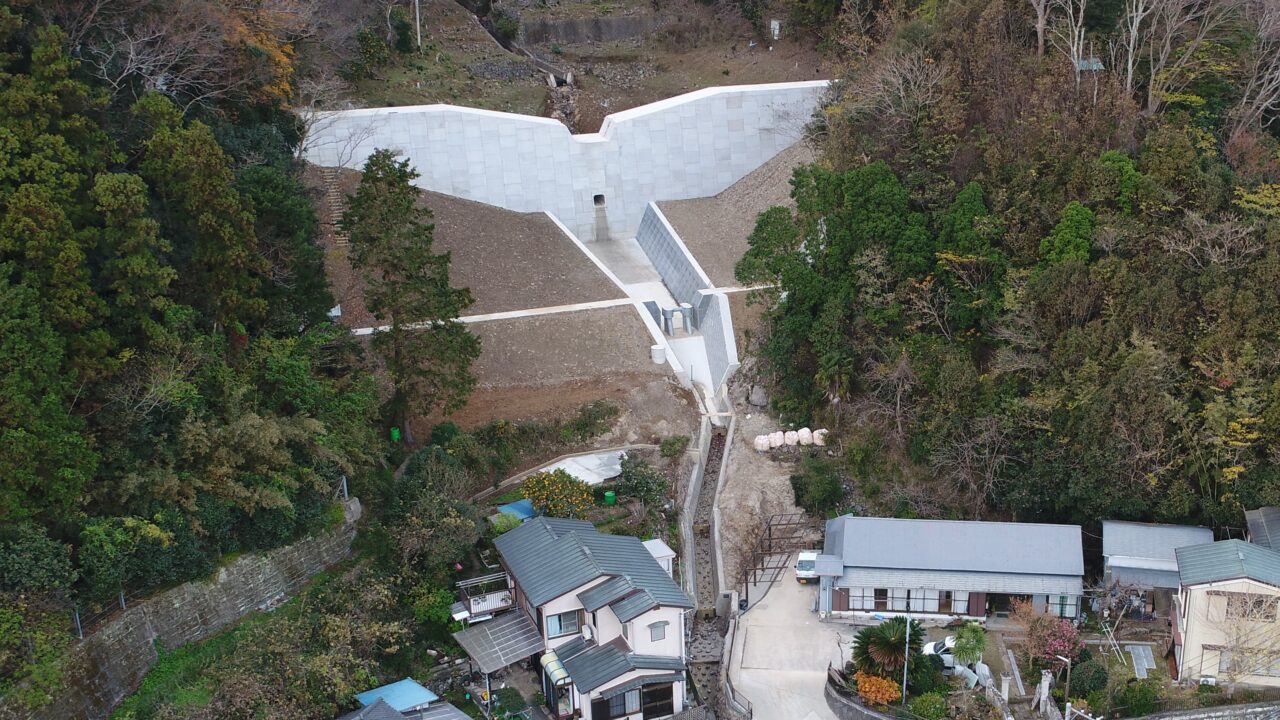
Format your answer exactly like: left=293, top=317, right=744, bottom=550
left=0, top=0, right=384, bottom=703
left=742, top=0, right=1280, bottom=529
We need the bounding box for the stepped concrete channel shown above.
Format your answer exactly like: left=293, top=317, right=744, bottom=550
left=688, top=429, right=728, bottom=705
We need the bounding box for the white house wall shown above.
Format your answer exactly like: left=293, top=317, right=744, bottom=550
left=627, top=606, right=686, bottom=658
left=301, top=81, right=828, bottom=242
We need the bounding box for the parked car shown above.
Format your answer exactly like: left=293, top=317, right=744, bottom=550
left=795, top=551, right=818, bottom=583
left=922, top=635, right=957, bottom=673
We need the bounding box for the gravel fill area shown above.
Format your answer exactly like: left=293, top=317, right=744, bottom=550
left=304, top=165, right=625, bottom=327
left=467, top=304, right=664, bottom=387
left=657, top=141, right=814, bottom=287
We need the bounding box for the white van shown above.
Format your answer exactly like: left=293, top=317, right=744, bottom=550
left=795, top=551, right=818, bottom=583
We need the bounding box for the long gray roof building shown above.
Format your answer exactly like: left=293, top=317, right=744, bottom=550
left=494, top=517, right=693, bottom=614
left=823, top=515, right=1084, bottom=597
left=1102, top=520, right=1214, bottom=589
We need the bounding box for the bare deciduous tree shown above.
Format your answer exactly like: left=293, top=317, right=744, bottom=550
left=1118, top=0, right=1157, bottom=95
left=929, top=417, right=1010, bottom=518
left=863, top=348, right=918, bottom=440
left=1050, top=0, right=1089, bottom=88
left=1229, top=0, right=1280, bottom=138
left=902, top=275, right=954, bottom=341
left=1143, top=0, right=1237, bottom=115
left=1029, top=0, right=1054, bottom=57
left=842, top=49, right=949, bottom=142
left=1159, top=213, right=1263, bottom=269
left=1214, top=590, right=1280, bottom=690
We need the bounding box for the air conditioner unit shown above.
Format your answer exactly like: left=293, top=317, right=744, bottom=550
left=1199, top=677, right=1217, bottom=686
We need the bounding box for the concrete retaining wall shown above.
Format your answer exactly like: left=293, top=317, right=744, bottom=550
left=823, top=679, right=898, bottom=720
left=635, top=203, right=711, bottom=306
left=1133, top=701, right=1280, bottom=720
left=301, top=81, right=827, bottom=242
left=696, top=290, right=740, bottom=398
left=0, top=500, right=362, bottom=720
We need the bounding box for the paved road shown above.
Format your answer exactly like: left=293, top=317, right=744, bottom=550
left=729, top=568, right=845, bottom=720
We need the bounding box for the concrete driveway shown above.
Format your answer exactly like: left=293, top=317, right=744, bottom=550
left=728, top=569, right=847, bottom=720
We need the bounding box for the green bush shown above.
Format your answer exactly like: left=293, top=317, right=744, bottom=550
left=0, top=523, right=76, bottom=593
left=907, top=692, right=948, bottom=720
left=1071, top=659, right=1109, bottom=698
left=1116, top=677, right=1162, bottom=717
left=617, top=455, right=669, bottom=508
left=907, top=653, right=946, bottom=696
left=492, top=11, right=520, bottom=42
left=660, top=435, right=691, bottom=458
left=489, top=513, right=522, bottom=536
left=789, top=456, right=843, bottom=515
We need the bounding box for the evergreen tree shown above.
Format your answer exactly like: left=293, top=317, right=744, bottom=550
left=341, top=150, right=480, bottom=441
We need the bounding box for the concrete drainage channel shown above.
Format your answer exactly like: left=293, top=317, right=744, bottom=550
left=688, top=427, right=728, bottom=708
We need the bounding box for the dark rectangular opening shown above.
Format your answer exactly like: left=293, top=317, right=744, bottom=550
left=593, top=193, right=606, bottom=207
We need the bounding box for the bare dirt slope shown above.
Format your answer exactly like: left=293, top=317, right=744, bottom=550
left=717, top=379, right=805, bottom=587
left=304, top=165, right=624, bottom=327
left=659, top=140, right=814, bottom=287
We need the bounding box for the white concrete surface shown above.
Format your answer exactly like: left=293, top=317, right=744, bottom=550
left=301, top=81, right=828, bottom=242
left=730, top=566, right=845, bottom=720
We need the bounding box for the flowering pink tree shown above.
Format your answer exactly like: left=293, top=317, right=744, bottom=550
left=1028, top=616, right=1083, bottom=669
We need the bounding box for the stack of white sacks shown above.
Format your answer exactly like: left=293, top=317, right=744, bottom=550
left=752, top=428, right=827, bottom=452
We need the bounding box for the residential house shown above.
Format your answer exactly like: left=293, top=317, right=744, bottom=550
left=454, top=518, right=695, bottom=720
left=1102, top=520, right=1213, bottom=617
left=1172, top=539, right=1280, bottom=687
left=1245, top=507, right=1280, bottom=550
left=817, top=516, right=1084, bottom=621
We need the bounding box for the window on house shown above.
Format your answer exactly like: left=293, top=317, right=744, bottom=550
left=641, top=684, right=675, bottom=718
left=1225, top=593, right=1279, bottom=621
left=546, top=610, right=582, bottom=638
left=874, top=588, right=888, bottom=611
left=650, top=621, right=668, bottom=643
left=591, top=690, right=640, bottom=720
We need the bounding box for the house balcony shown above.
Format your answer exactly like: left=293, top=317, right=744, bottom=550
left=453, top=572, right=515, bottom=623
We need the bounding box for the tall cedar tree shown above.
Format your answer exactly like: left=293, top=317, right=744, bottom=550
left=341, top=150, right=480, bottom=441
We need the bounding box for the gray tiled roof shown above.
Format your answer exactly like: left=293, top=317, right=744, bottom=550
left=495, top=518, right=692, bottom=611
left=1176, top=539, right=1280, bottom=588
left=452, top=610, right=545, bottom=674
left=598, top=672, right=685, bottom=699
left=610, top=590, right=660, bottom=622
left=1102, top=520, right=1213, bottom=562
left=337, top=699, right=407, bottom=720
left=1110, top=566, right=1181, bottom=590
left=1246, top=507, right=1280, bottom=549
left=558, top=642, right=687, bottom=693
left=579, top=576, right=636, bottom=612
left=823, top=516, right=1083, bottom=577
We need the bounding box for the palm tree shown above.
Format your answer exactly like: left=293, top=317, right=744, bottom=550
left=851, top=616, right=924, bottom=677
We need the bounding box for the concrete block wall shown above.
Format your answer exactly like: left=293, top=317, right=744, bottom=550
left=635, top=203, right=711, bottom=306
left=0, top=500, right=362, bottom=720
left=302, top=81, right=828, bottom=241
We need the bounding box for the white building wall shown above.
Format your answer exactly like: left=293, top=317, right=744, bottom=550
left=542, top=577, right=610, bottom=650
left=626, top=606, right=686, bottom=658
left=301, top=81, right=828, bottom=242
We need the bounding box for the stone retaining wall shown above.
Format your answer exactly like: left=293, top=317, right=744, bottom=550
left=0, top=499, right=362, bottom=720
left=1133, top=701, right=1280, bottom=720
left=823, top=679, right=898, bottom=720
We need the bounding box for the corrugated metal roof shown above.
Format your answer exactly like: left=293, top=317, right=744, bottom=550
left=836, top=567, right=1082, bottom=596
left=1102, top=521, right=1213, bottom=562
left=337, top=699, right=407, bottom=720
left=559, top=644, right=687, bottom=693
left=1246, top=507, right=1280, bottom=550
left=494, top=518, right=692, bottom=611
left=579, top=576, right=636, bottom=612
left=824, top=516, right=1083, bottom=577
left=355, top=679, right=437, bottom=712
left=1176, top=539, right=1280, bottom=588
left=610, top=589, right=660, bottom=622
left=1110, top=566, right=1181, bottom=589
left=816, top=554, right=843, bottom=577
left=452, top=610, right=545, bottom=674
left=418, top=702, right=472, bottom=720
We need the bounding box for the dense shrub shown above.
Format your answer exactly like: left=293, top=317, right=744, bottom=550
left=907, top=653, right=946, bottom=696
left=660, top=435, right=691, bottom=458
left=790, top=456, right=844, bottom=515
left=617, top=455, right=670, bottom=509
left=908, top=692, right=948, bottom=720
left=1071, top=659, right=1109, bottom=698
left=522, top=469, right=593, bottom=519
left=1116, top=678, right=1162, bottom=717
left=853, top=671, right=900, bottom=707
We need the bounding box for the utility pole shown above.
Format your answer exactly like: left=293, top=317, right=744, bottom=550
left=414, top=0, right=422, bottom=50
left=1055, top=654, right=1073, bottom=712
left=901, top=618, right=910, bottom=705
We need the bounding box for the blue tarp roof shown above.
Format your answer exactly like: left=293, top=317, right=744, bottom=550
left=355, top=678, right=438, bottom=711
left=497, top=498, right=536, bottom=520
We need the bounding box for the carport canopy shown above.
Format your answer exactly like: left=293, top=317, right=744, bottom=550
left=452, top=610, right=545, bottom=674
